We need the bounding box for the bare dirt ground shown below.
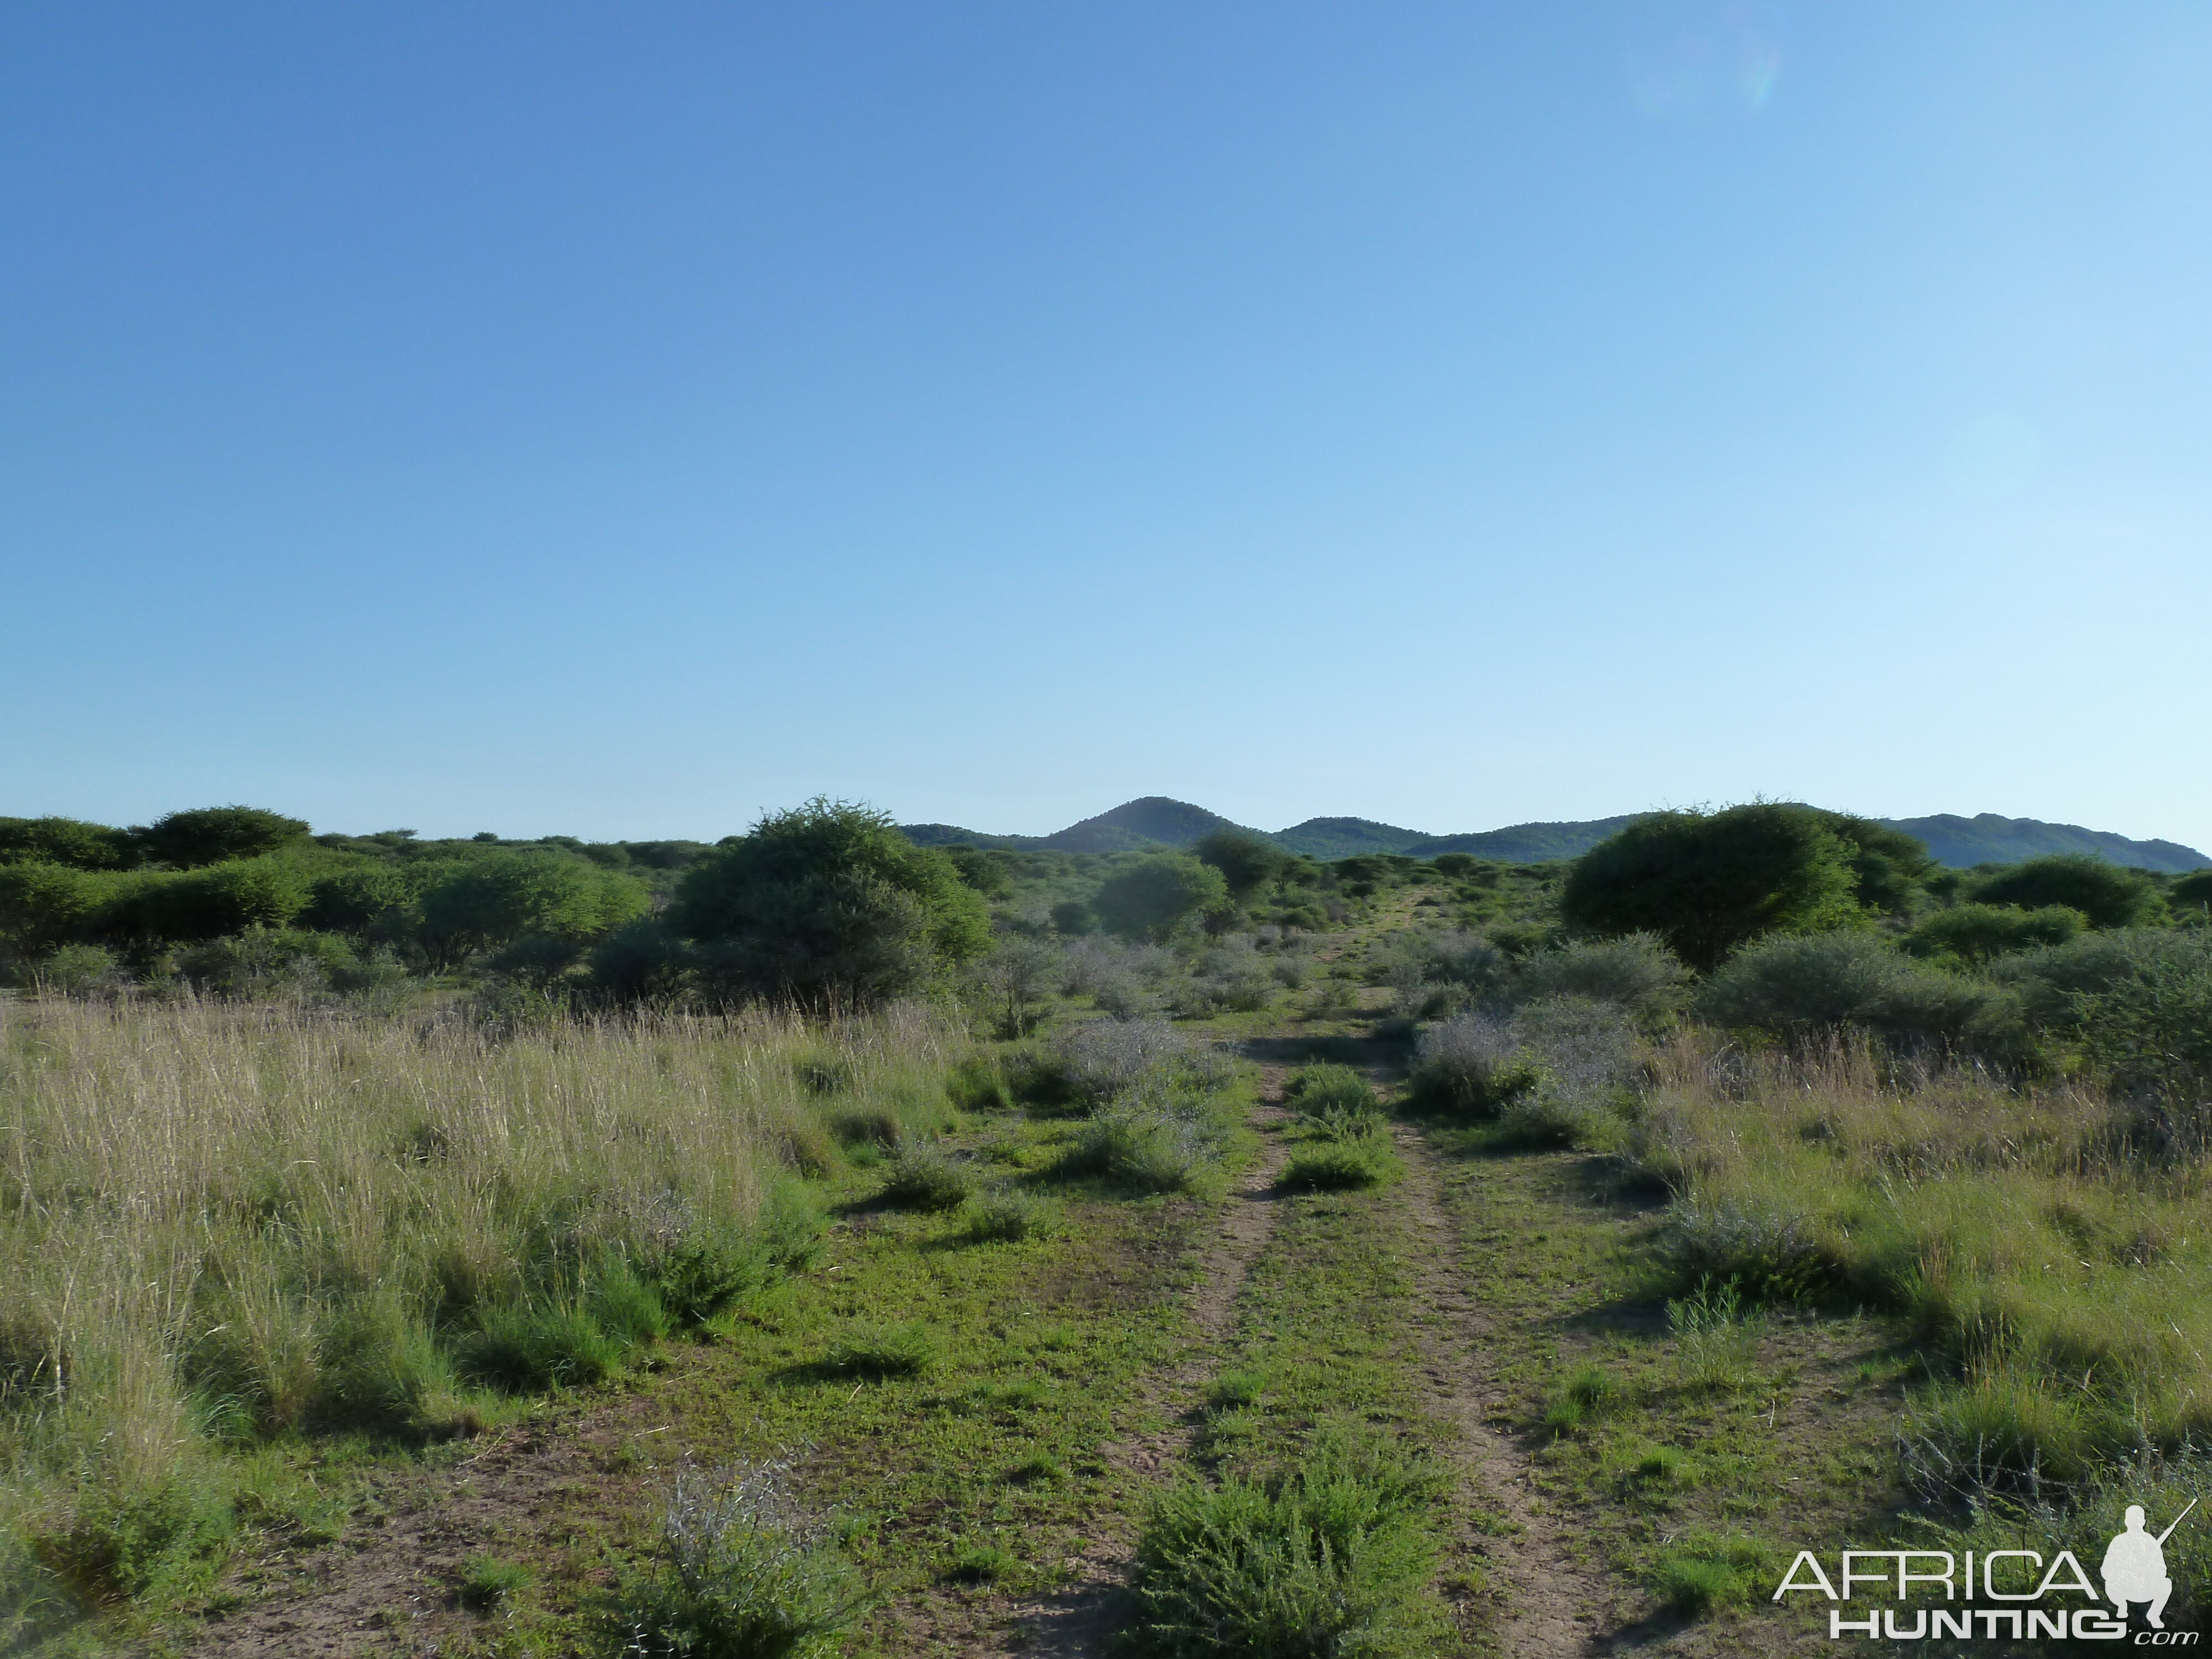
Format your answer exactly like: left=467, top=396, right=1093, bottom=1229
left=170, top=1362, right=684, bottom=1657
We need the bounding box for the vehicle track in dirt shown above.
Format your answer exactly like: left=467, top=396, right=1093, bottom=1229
left=1390, top=1117, right=1612, bottom=1657
left=988, top=1062, right=1298, bottom=1657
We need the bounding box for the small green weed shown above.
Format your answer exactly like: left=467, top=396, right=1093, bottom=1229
left=458, top=1553, right=533, bottom=1610
left=1650, top=1532, right=1770, bottom=1616
left=963, top=1190, right=1060, bottom=1243
left=1279, top=1139, right=1400, bottom=1192
left=1540, top=1363, right=1618, bottom=1437
left=1667, top=1280, right=1763, bottom=1393
left=940, top=1542, right=1015, bottom=1583
left=1207, top=1368, right=1270, bottom=1410
left=817, top=1321, right=938, bottom=1380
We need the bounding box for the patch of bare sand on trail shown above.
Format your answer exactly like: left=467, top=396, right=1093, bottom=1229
left=984, top=1062, right=1297, bottom=1658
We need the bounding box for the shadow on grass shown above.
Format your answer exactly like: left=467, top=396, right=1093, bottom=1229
left=1240, top=1033, right=1411, bottom=1076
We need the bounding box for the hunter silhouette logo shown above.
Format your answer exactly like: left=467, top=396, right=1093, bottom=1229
left=2105, top=1501, right=2194, bottom=1630
left=1773, top=1500, right=2200, bottom=1642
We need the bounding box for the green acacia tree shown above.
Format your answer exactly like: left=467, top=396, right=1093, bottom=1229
left=667, top=799, right=990, bottom=1009
left=0, top=816, right=139, bottom=871
left=1092, top=853, right=1230, bottom=943
left=134, top=806, right=312, bottom=869
left=1559, top=804, right=1864, bottom=972
left=416, top=851, right=647, bottom=967
left=1971, top=854, right=2164, bottom=930
left=1192, top=831, right=1290, bottom=901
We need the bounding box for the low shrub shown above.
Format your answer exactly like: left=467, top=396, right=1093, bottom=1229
left=945, top=1056, right=1012, bottom=1112
left=1902, top=902, right=2086, bottom=965
left=1278, top=1140, right=1400, bottom=1192
left=828, top=1104, right=902, bottom=1148
left=963, top=1190, right=1061, bottom=1244
left=1897, top=1369, right=2099, bottom=1502
left=1127, top=1432, right=1444, bottom=1658
left=589, top=1261, right=674, bottom=1348
left=1405, top=1014, right=1544, bottom=1119
left=877, top=1146, right=975, bottom=1212
left=1282, top=1062, right=1374, bottom=1115
left=29, top=943, right=122, bottom=995
left=45, top=1474, right=236, bottom=1603
left=618, top=1459, right=860, bottom=1659
left=1055, top=1108, right=1213, bottom=1194
left=1511, top=933, right=1691, bottom=1027
left=314, top=1291, right=458, bottom=1432
left=651, top=1225, right=778, bottom=1326
left=457, top=1303, right=623, bottom=1393
left=1971, top=853, right=2164, bottom=930
left=1697, top=931, right=2009, bottom=1052
left=1657, top=1202, right=1841, bottom=1303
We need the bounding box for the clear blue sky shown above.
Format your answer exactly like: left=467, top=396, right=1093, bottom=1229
left=5, top=3, right=2208, bottom=848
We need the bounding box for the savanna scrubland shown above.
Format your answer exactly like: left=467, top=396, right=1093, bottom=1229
left=3, top=798, right=2211, bottom=1655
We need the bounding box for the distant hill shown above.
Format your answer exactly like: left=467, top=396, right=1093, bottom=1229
left=1421, top=816, right=1649, bottom=863
left=1041, top=797, right=1266, bottom=853
left=1884, top=813, right=2209, bottom=874
left=1273, top=817, right=1428, bottom=859
left=902, top=798, right=2208, bottom=872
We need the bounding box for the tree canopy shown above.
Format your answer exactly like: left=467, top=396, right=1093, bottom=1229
left=1192, top=830, right=1290, bottom=900
left=669, top=799, right=990, bottom=1009
left=1971, top=853, right=2164, bottom=930
left=1559, top=804, right=1867, bottom=971
left=137, top=806, right=311, bottom=869
left=0, top=816, right=139, bottom=870
left=418, top=851, right=646, bottom=965
left=1092, top=853, right=1229, bottom=942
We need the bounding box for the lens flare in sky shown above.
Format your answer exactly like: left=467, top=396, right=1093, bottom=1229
left=1623, top=1, right=1785, bottom=119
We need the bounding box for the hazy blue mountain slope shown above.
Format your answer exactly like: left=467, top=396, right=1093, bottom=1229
left=1881, top=813, right=2209, bottom=873
left=899, top=823, right=1046, bottom=851
left=1420, top=815, right=1649, bottom=863
left=1274, top=817, right=1432, bottom=858
left=901, top=799, right=2206, bottom=870
left=1041, top=796, right=1270, bottom=852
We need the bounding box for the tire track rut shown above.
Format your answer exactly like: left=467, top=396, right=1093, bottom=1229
left=1392, top=1117, right=1608, bottom=1657
left=992, top=1063, right=1297, bottom=1657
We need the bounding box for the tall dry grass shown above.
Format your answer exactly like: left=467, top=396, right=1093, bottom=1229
left=0, top=990, right=954, bottom=1618
left=1641, top=1035, right=2212, bottom=1493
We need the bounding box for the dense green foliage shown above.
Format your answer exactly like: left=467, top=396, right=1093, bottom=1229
left=1092, top=853, right=1230, bottom=942
left=1900, top=901, right=2084, bottom=964
left=1969, top=851, right=2164, bottom=929
left=136, top=806, right=312, bottom=869
left=0, top=816, right=138, bottom=870
left=670, top=799, right=991, bottom=1009
left=1559, top=805, right=1865, bottom=971
left=1192, top=830, right=1291, bottom=899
